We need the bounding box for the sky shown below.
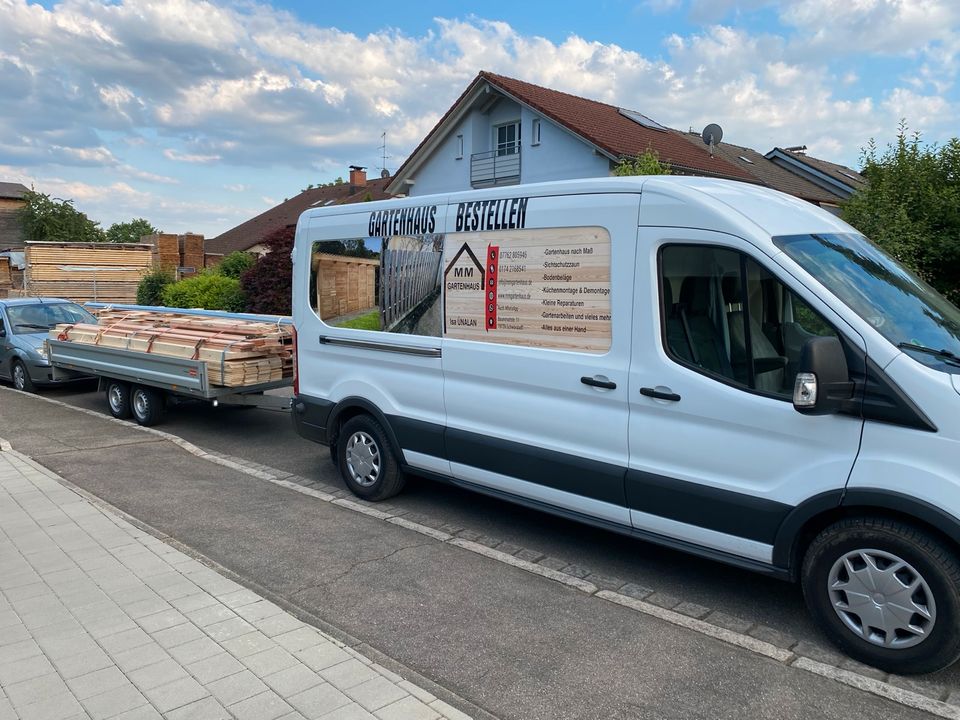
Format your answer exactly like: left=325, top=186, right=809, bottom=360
left=1, top=0, right=957, bottom=239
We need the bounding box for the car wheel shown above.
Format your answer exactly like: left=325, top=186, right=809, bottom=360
left=106, top=381, right=132, bottom=419
left=802, top=516, right=960, bottom=674
left=130, top=385, right=165, bottom=427
left=336, top=415, right=405, bottom=501
left=12, top=360, right=35, bottom=392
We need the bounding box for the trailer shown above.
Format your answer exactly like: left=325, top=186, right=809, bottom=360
left=47, top=304, right=293, bottom=426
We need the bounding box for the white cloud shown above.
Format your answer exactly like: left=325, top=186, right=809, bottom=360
left=163, top=149, right=222, bottom=163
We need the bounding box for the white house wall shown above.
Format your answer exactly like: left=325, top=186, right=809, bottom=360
left=407, top=94, right=612, bottom=197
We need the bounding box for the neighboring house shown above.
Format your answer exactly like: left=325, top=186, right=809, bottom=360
left=765, top=146, right=867, bottom=201
left=207, top=167, right=392, bottom=256
left=387, top=71, right=755, bottom=197
left=0, top=182, right=29, bottom=251
left=675, top=134, right=848, bottom=215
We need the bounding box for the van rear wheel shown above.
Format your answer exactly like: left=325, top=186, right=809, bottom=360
left=336, top=415, right=405, bottom=501
left=801, top=516, right=960, bottom=674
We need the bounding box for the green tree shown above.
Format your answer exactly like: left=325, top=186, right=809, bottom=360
left=105, top=218, right=159, bottom=244
left=842, top=121, right=960, bottom=304
left=136, top=267, right=175, bottom=306
left=613, top=149, right=671, bottom=176
left=216, top=251, right=256, bottom=279
left=18, top=190, right=105, bottom=243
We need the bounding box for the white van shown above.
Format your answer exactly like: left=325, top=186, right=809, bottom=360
left=291, top=177, right=960, bottom=673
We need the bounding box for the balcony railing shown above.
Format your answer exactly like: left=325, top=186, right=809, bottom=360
left=470, top=146, right=521, bottom=188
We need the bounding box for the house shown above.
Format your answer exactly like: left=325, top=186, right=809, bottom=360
left=0, top=182, right=29, bottom=251
left=207, top=167, right=393, bottom=256
left=675, top=134, right=848, bottom=214
left=765, top=146, right=867, bottom=200
left=387, top=71, right=755, bottom=197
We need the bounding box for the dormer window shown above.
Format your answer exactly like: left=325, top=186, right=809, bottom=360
left=496, top=122, right=520, bottom=156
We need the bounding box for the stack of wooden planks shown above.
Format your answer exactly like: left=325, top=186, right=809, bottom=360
left=0, top=257, right=10, bottom=297
left=52, top=308, right=293, bottom=387
left=25, top=242, right=153, bottom=302
left=179, top=234, right=204, bottom=276
left=145, top=233, right=181, bottom=270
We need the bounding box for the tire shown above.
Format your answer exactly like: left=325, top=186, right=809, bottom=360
left=801, top=516, right=960, bottom=674
left=130, top=385, right=165, bottom=427
left=105, top=381, right=131, bottom=419
left=336, top=415, right=405, bottom=501
left=12, top=360, right=35, bottom=392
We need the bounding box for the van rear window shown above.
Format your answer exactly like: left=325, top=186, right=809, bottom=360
left=309, top=226, right=612, bottom=353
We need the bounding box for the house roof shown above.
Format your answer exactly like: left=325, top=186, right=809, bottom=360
left=675, top=133, right=845, bottom=205
left=765, top=147, right=866, bottom=195
left=0, top=182, right=29, bottom=200
left=206, top=176, right=393, bottom=255
left=388, top=71, right=754, bottom=192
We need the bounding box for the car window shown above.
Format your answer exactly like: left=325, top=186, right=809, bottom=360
left=7, top=303, right=97, bottom=334
left=660, top=245, right=839, bottom=399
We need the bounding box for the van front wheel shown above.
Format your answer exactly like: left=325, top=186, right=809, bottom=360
left=337, top=415, right=405, bottom=501
left=802, top=517, right=960, bottom=674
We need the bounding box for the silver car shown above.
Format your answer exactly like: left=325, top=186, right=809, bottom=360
left=0, top=298, right=96, bottom=391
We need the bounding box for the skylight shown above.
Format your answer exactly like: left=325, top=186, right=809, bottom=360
left=738, top=155, right=754, bottom=164
left=618, top=108, right=668, bottom=132
left=838, top=171, right=864, bottom=183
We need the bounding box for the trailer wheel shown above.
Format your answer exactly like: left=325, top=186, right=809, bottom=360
left=337, top=415, right=405, bottom=501
left=105, top=381, right=131, bottom=419
left=130, top=385, right=165, bottom=427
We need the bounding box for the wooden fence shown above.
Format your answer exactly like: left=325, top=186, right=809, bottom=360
left=380, top=248, right=443, bottom=331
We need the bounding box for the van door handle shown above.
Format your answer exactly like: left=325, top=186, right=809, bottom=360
left=581, top=376, right=617, bottom=390
left=640, top=387, right=682, bottom=402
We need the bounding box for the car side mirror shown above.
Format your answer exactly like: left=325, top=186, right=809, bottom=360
left=793, top=336, right=854, bottom=415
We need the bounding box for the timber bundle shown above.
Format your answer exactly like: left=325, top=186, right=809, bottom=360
left=51, top=308, right=293, bottom=387
left=24, top=242, right=154, bottom=303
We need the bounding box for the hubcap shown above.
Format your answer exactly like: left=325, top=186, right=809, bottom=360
left=109, top=386, right=124, bottom=412
left=345, top=431, right=380, bottom=487
left=828, top=548, right=936, bottom=649
left=13, top=364, right=25, bottom=389
left=133, top=391, right=148, bottom=417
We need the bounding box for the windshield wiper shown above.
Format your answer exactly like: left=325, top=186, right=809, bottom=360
left=897, top=342, right=960, bottom=367
left=14, top=323, right=50, bottom=330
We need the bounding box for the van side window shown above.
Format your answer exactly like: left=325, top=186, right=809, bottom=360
left=660, top=245, right=838, bottom=399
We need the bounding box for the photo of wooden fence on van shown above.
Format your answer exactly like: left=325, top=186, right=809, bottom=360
left=379, top=236, right=443, bottom=333
left=313, top=253, right=378, bottom=322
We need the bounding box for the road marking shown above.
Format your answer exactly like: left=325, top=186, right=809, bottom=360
left=5, top=386, right=957, bottom=716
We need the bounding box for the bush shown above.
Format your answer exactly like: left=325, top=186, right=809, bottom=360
left=161, top=272, right=246, bottom=312
left=217, top=251, right=256, bottom=279
left=241, top=226, right=294, bottom=314
left=136, top=267, right=175, bottom=306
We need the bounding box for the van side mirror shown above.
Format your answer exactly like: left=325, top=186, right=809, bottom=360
left=793, top=336, right=854, bottom=415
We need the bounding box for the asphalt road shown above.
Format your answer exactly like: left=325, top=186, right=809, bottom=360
left=21, top=382, right=960, bottom=699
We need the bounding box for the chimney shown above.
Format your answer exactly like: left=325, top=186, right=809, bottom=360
left=349, top=165, right=367, bottom=192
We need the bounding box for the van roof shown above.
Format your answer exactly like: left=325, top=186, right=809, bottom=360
left=300, top=176, right=856, bottom=239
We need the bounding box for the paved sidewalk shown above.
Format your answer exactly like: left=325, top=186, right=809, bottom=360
left=0, top=447, right=468, bottom=720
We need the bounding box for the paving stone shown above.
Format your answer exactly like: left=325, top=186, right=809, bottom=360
left=151, top=622, right=205, bottom=649
left=235, top=600, right=284, bottom=623
left=583, top=574, right=625, bottom=591
left=12, top=691, right=84, bottom=720
left=165, top=696, right=231, bottom=720
left=185, top=652, right=245, bottom=684
left=136, top=609, right=186, bottom=634
left=397, top=680, right=435, bottom=705
left=314, top=705, right=376, bottom=720
left=374, top=695, right=440, bottom=720
left=170, top=593, right=218, bottom=615
left=4, top=671, right=70, bottom=709
left=262, top=662, right=324, bottom=696
left=473, top=535, right=501, bottom=548
left=207, top=670, right=268, bottom=706
left=618, top=583, right=654, bottom=600
left=142, top=675, right=209, bottom=713
left=514, top=549, right=544, bottom=563
left=167, top=637, right=222, bottom=666
left=673, top=602, right=710, bottom=619
left=559, top=564, right=590, bottom=579
left=111, top=642, right=171, bottom=673
left=185, top=603, right=236, bottom=629
left=0, top=639, right=42, bottom=665
left=321, top=660, right=381, bottom=691
left=256, top=613, right=304, bottom=638
left=536, top=556, right=569, bottom=571
left=206, top=616, right=256, bottom=642
left=244, top=646, right=300, bottom=677
left=218, top=589, right=262, bottom=609
left=704, top=610, right=753, bottom=634
left=80, top=683, right=148, bottom=720
left=100, top=627, right=153, bottom=655
left=645, top=592, right=681, bottom=610
left=748, top=624, right=796, bottom=649
left=222, top=631, right=276, bottom=659
left=296, top=643, right=352, bottom=672
left=792, top=640, right=847, bottom=666
left=67, top=665, right=129, bottom=700
left=110, top=705, right=163, bottom=720
left=492, top=542, right=522, bottom=556
left=0, top=652, right=55, bottom=686
left=127, top=657, right=191, bottom=691
left=275, top=627, right=325, bottom=653
left=287, top=682, right=351, bottom=719
left=888, top=674, right=948, bottom=700
left=228, top=689, right=292, bottom=720
left=344, top=676, right=408, bottom=712
left=52, top=646, right=115, bottom=679
left=454, top=530, right=480, bottom=542
left=428, top=699, right=472, bottom=720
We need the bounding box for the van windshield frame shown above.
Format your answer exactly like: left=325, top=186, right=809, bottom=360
left=773, top=232, right=960, bottom=374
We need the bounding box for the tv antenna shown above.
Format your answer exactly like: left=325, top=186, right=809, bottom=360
left=377, top=131, right=391, bottom=178
left=702, top=123, right=723, bottom=157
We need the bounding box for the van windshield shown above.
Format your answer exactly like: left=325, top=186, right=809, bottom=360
left=773, top=232, right=960, bottom=372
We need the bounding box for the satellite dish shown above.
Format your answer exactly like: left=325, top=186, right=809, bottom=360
left=380, top=169, right=390, bottom=179
left=702, top=123, right=723, bottom=147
